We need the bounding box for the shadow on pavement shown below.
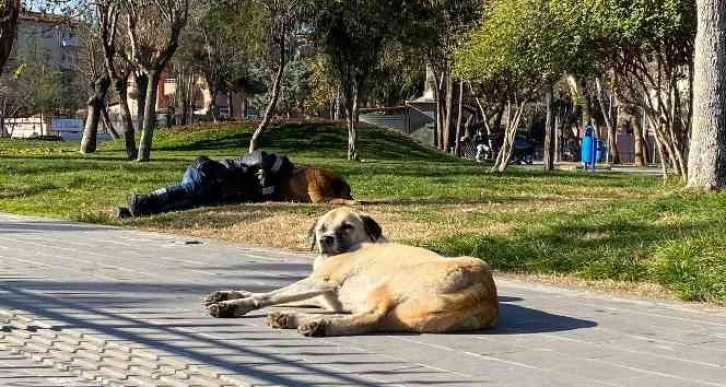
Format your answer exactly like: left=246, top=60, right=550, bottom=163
left=491, top=296, right=597, bottom=334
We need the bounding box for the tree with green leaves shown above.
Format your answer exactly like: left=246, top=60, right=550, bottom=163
left=302, top=54, right=339, bottom=118
left=403, top=0, right=482, bottom=152
left=309, top=0, right=403, bottom=160
left=592, top=0, right=696, bottom=178
left=0, top=71, right=32, bottom=137
left=125, top=0, right=189, bottom=162
left=367, top=43, right=424, bottom=108
left=80, top=7, right=115, bottom=154
left=181, top=0, right=265, bottom=124
left=687, top=0, right=726, bottom=188
left=456, top=0, right=573, bottom=171
left=275, top=56, right=312, bottom=118
left=457, top=0, right=695, bottom=176
left=9, top=57, right=66, bottom=131
left=95, top=0, right=140, bottom=160
left=248, top=0, right=302, bottom=153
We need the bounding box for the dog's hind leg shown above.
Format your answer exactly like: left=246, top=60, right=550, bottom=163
left=297, top=284, right=393, bottom=337
left=297, top=309, right=388, bottom=337
left=267, top=311, right=348, bottom=329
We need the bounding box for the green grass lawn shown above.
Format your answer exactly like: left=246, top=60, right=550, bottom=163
left=1, top=122, right=725, bottom=304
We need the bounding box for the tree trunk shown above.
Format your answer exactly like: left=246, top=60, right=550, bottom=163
left=40, top=110, right=46, bottom=137
left=442, top=72, right=454, bottom=153
left=454, top=81, right=465, bottom=156
left=185, top=74, right=194, bottom=125
left=493, top=102, right=526, bottom=173
left=347, top=86, right=360, bottom=161
left=614, top=101, right=627, bottom=165
left=595, top=78, right=617, bottom=164
left=347, top=116, right=357, bottom=160
left=555, top=96, right=565, bottom=163
left=81, top=76, right=111, bottom=154
left=647, top=115, right=670, bottom=177
left=688, top=0, right=726, bottom=188
left=135, top=72, right=148, bottom=130
left=633, top=114, right=646, bottom=167
left=333, top=86, right=341, bottom=120
left=227, top=92, right=234, bottom=119
left=611, top=99, right=622, bottom=165
left=209, top=85, right=218, bottom=123
left=471, top=91, right=496, bottom=156
left=432, top=71, right=442, bottom=149
left=0, top=0, right=20, bottom=73
left=654, top=129, right=669, bottom=178
left=543, top=82, right=555, bottom=171
left=137, top=70, right=160, bottom=162
left=249, top=25, right=286, bottom=153
left=100, top=105, right=120, bottom=139
left=114, top=79, right=139, bottom=160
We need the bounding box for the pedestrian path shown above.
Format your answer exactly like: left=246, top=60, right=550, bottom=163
left=1, top=213, right=726, bottom=386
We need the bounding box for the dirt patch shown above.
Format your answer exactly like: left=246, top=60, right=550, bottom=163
left=142, top=208, right=515, bottom=250
left=138, top=197, right=585, bottom=250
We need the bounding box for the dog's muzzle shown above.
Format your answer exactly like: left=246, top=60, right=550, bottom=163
left=318, top=233, right=345, bottom=256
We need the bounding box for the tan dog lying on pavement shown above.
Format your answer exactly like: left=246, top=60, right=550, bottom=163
left=202, top=208, right=499, bottom=337
left=203, top=208, right=388, bottom=310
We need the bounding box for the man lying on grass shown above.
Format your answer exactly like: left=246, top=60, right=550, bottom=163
left=114, top=151, right=354, bottom=218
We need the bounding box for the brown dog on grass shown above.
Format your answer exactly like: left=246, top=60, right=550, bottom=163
left=203, top=208, right=499, bottom=337
left=278, top=166, right=354, bottom=204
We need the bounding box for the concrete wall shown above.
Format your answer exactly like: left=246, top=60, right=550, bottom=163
left=3, top=118, right=50, bottom=139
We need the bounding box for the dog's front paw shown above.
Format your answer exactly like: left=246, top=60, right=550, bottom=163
left=298, top=319, right=328, bottom=337
left=202, top=290, right=251, bottom=306
left=207, top=300, right=256, bottom=318
left=207, top=302, right=236, bottom=318
left=267, top=312, right=296, bottom=329
left=202, top=291, right=230, bottom=306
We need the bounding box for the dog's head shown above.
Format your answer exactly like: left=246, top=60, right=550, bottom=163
left=306, top=207, right=383, bottom=257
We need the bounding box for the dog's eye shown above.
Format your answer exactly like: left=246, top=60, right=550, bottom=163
left=340, top=223, right=353, bottom=232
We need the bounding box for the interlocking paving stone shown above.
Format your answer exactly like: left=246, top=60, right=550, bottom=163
left=1, top=212, right=726, bottom=386
left=0, top=351, right=103, bottom=386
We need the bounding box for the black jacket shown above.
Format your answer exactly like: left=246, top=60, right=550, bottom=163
left=218, top=151, right=295, bottom=201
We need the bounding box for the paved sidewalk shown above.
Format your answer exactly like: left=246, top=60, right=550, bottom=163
left=1, top=213, right=726, bottom=386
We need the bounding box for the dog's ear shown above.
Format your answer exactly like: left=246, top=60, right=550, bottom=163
left=361, top=215, right=382, bottom=242
left=305, top=219, right=318, bottom=251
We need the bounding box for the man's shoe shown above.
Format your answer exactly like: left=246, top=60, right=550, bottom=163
left=114, top=207, right=132, bottom=218
left=127, top=194, right=143, bottom=217
left=126, top=189, right=195, bottom=217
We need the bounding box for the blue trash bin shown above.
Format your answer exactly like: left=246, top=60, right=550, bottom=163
left=581, top=127, right=596, bottom=165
